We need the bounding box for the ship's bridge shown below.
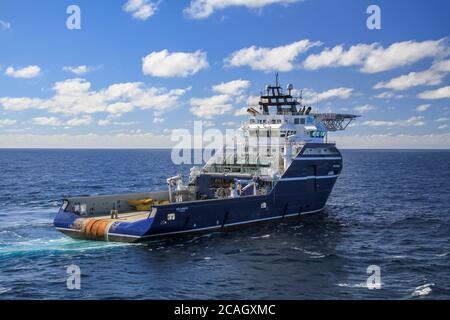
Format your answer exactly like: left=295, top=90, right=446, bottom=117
left=203, top=78, right=359, bottom=178
left=243, top=78, right=359, bottom=139
left=242, top=80, right=326, bottom=143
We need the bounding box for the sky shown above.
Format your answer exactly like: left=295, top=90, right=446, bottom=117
left=0, top=0, right=449, bottom=149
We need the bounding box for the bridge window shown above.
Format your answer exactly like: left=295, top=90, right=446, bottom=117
left=167, top=213, right=176, bottom=221
left=303, top=147, right=339, bottom=155
left=310, top=131, right=326, bottom=138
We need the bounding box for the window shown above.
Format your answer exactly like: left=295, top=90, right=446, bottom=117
left=294, top=118, right=300, bottom=124
left=167, top=213, right=176, bottom=221
left=310, top=131, right=327, bottom=138
left=303, top=147, right=339, bottom=155
left=300, top=118, right=306, bottom=125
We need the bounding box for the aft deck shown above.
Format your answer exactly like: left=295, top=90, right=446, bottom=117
left=87, top=210, right=151, bottom=222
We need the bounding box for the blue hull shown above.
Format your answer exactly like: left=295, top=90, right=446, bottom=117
left=54, top=145, right=342, bottom=242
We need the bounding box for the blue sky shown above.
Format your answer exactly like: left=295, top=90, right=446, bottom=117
left=0, top=0, right=449, bottom=148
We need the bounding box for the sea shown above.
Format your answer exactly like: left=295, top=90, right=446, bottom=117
left=0, top=149, right=449, bottom=299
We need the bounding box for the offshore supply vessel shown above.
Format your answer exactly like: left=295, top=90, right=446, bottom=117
left=54, top=78, right=358, bottom=242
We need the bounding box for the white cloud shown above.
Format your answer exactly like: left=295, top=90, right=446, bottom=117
left=374, top=60, right=450, bottom=91
left=184, top=0, right=300, bottom=19
left=190, top=95, right=233, bottom=118
left=213, top=79, right=251, bottom=96
left=333, top=133, right=450, bottom=149
left=303, top=39, right=449, bottom=73
left=0, top=20, right=11, bottom=30
left=97, top=117, right=137, bottom=126
left=301, top=87, right=354, bottom=104
left=123, top=0, right=159, bottom=20
left=203, top=120, right=215, bottom=127
left=354, top=104, right=375, bottom=113
left=63, top=65, right=92, bottom=75
left=362, top=40, right=448, bottom=73
left=142, top=49, right=209, bottom=77
left=153, top=117, right=165, bottom=123
left=246, top=95, right=260, bottom=106
left=106, top=102, right=135, bottom=115
left=415, top=104, right=431, bottom=112
left=66, top=115, right=92, bottom=126
left=363, top=116, right=425, bottom=127
left=5, top=65, right=41, bottom=79
left=31, top=115, right=111, bottom=127
left=303, top=44, right=376, bottom=71
left=0, top=132, right=173, bottom=148
left=225, top=40, right=321, bottom=72
left=0, top=119, right=16, bottom=126
left=372, top=91, right=405, bottom=100
left=317, top=87, right=353, bottom=101
left=234, top=107, right=248, bottom=116
left=435, top=117, right=449, bottom=123
left=0, top=78, right=188, bottom=116
left=2, top=132, right=449, bottom=149
left=0, top=98, right=45, bottom=111
left=438, top=124, right=448, bottom=130
left=98, top=119, right=111, bottom=126
left=222, top=121, right=236, bottom=126
left=32, top=117, right=63, bottom=126
left=418, top=86, right=450, bottom=100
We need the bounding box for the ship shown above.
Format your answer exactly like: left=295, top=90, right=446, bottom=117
left=54, top=77, right=358, bottom=242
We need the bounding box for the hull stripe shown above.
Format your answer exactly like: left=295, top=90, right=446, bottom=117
left=295, top=157, right=342, bottom=161
left=280, top=174, right=339, bottom=182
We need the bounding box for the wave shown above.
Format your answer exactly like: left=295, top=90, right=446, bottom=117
left=291, top=246, right=326, bottom=258
left=0, top=287, right=12, bottom=295
left=436, top=252, right=448, bottom=257
left=250, top=234, right=271, bottom=239
left=0, top=236, right=139, bottom=258
left=337, top=283, right=367, bottom=288
left=412, top=283, right=434, bottom=297
left=0, top=221, right=53, bottom=232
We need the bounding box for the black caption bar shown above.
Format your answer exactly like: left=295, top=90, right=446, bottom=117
left=1, top=300, right=447, bottom=319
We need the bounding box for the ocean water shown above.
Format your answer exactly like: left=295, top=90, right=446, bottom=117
left=0, top=149, right=449, bottom=300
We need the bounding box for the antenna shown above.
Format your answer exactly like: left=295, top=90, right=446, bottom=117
left=275, top=72, right=279, bottom=87
left=316, top=94, right=319, bottom=113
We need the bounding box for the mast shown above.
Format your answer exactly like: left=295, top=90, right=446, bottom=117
left=258, top=74, right=300, bottom=115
